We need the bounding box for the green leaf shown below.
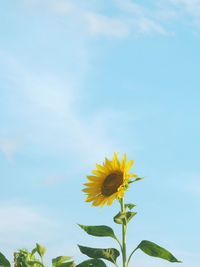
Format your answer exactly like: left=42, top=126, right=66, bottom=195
left=26, top=260, right=44, bottom=266
left=31, top=248, right=37, bottom=256
left=137, top=240, right=181, bottom=263
left=52, top=256, right=73, bottom=266
left=113, top=211, right=137, bottom=224
left=125, top=204, right=136, bottom=210
left=128, top=177, right=144, bottom=184
left=55, top=261, right=75, bottom=267
left=78, top=224, right=116, bottom=239
left=78, top=245, right=120, bottom=264
left=36, top=243, right=47, bottom=258
left=76, top=259, right=107, bottom=267
left=14, top=249, right=41, bottom=267
left=0, top=252, right=11, bottom=267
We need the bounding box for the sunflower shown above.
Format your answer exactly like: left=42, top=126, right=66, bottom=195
left=82, top=153, right=137, bottom=209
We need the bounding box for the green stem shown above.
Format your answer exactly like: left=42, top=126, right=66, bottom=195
left=41, top=256, right=45, bottom=267
left=114, top=237, right=123, bottom=252
left=120, top=197, right=127, bottom=267
left=127, top=247, right=137, bottom=265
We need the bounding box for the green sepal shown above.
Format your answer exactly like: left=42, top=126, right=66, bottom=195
left=76, top=259, right=107, bottom=267
left=125, top=204, right=136, bottom=210
left=78, top=245, right=120, bottom=264
left=35, top=243, right=47, bottom=258
left=136, top=240, right=181, bottom=263
left=113, top=211, right=137, bottom=224
left=0, top=252, right=11, bottom=267
left=78, top=224, right=116, bottom=239
left=128, top=177, right=144, bottom=184
left=52, top=256, right=73, bottom=267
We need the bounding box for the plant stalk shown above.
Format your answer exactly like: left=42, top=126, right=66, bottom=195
left=120, top=197, right=127, bottom=267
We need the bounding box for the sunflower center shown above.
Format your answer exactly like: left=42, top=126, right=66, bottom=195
left=101, top=171, right=123, bottom=196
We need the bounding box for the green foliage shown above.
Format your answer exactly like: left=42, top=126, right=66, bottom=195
left=35, top=244, right=47, bottom=259
left=53, top=262, right=75, bottom=267
left=52, top=256, right=73, bottom=267
left=14, top=249, right=42, bottom=267
left=76, top=259, right=107, bottom=267
left=128, top=177, right=144, bottom=184
left=0, top=252, right=11, bottom=267
left=78, top=245, right=120, bottom=264
left=14, top=244, right=74, bottom=267
left=136, top=240, right=181, bottom=263
left=113, top=211, right=137, bottom=225
left=26, top=261, right=44, bottom=266
left=78, top=224, right=116, bottom=239
left=124, top=204, right=136, bottom=210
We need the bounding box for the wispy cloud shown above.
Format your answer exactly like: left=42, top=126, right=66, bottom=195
left=170, top=0, right=200, bottom=25
left=1, top=53, right=123, bottom=167
left=173, top=171, right=200, bottom=197
left=21, top=0, right=167, bottom=37
left=0, top=201, right=62, bottom=264
left=0, top=139, right=21, bottom=162
left=0, top=202, right=58, bottom=245
left=183, top=176, right=200, bottom=197
left=83, top=12, right=130, bottom=38
left=115, top=0, right=167, bottom=35
left=20, top=0, right=200, bottom=38
left=44, top=174, right=63, bottom=186
left=153, top=0, right=200, bottom=28
left=21, top=0, right=130, bottom=38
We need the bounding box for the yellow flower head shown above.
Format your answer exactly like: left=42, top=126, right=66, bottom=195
left=82, top=153, right=137, bottom=209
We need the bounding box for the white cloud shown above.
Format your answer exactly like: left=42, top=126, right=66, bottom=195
left=0, top=139, right=21, bottom=162
left=22, top=0, right=75, bottom=14
left=154, top=0, right=200, bottom=27
left=116, top=0, right=167, bottom=35
left=20, top=0, right=167, bottom=37
left=21, top=0, right=130, bottom=38
left=134, top=16, right=167, bottom=35
left=174, top=171, right=200, bottom=197
left=49, top=0, right=75, bottom=15
left=83, top=12, right=130, bottom=37
left=170, top=0, right=200, bottom=24
left=20, top=0, right=200, bottom=37
left=183, top=177, right=200, bottom=197
left=1, top=54, right=121, bottom=167
left=44, top=174, right=63, bottom=186
left=0, top=202, right=64, bottom=265
left=0, top=202, right=59, bottom=245
left=0, top=204, right=50, bottom=232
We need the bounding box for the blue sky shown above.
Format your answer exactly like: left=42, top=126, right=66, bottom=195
left=0, top=0, right=200, bottom=266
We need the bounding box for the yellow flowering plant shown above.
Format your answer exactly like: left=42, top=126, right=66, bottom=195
left=79, top=153, right=181, bottom=267
left=0, top=153, right=182, bottom=267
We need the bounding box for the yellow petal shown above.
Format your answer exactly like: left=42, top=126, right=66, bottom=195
left=113, top=152, right=120, bottom=169
left=104, top=157, right=112, bottom=170
left=107, top=194, right=116, bottom=206
left=87, top=175, right=98, bottom=182
left=125, top=159, right=134, bottom=171
left=83, top=183, right=102, bottom=188
left=85, top=195, right=96, bottom=202
left=96, top=163, right=106, bottom=173
left=92, top=170, right=105, bottom=176
left=100, top=198, right=108, bottom=209
left=120, top=153, right=127, bottom=171
left=82, top=187, right=101, bottom=193
left=128, top=173, right=138, bottom=178
left=92, top=195, right=105, bottom=206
